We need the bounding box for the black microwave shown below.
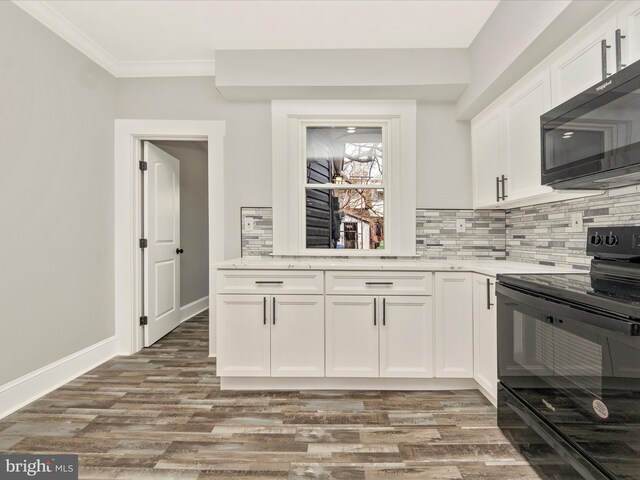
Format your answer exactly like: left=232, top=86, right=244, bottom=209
left=541, top=60, right=640, bottom=189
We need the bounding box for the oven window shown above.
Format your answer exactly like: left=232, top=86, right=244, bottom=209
left=512, top=311, right=603, bottom=399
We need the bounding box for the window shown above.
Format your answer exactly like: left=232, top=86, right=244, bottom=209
left=272, top=100, right=416, bottom=256
left=306, top=126, right=385, bottom=250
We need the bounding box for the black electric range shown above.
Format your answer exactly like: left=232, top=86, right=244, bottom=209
left=496, top=226, right=640, bottom=480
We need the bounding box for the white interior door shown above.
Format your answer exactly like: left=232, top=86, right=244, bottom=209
left=144, top=142, right=181, bottom=346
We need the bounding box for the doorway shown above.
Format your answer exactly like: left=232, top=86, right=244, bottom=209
left=141, top=141, right=209, bottom=346
left=114, top=119, right=225, bottom=357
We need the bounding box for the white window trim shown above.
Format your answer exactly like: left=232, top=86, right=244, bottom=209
left=272, top=100, right=416, bottom=257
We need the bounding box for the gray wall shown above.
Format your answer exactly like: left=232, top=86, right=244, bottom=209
left=115, top=77, right=272, bottom=260
left=0, top=3, right=116, bottom=384
left=417, top=103, right=471, bottom=209
left=152, top=141, right=209, bottom=306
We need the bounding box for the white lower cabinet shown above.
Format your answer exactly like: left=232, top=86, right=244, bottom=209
left=434, top=273, right=474, bottom=378
left=271, top=295, right=325, bottom=377
left=472, top=274, right=498, bottom=404
left=325, top=295, right=433, bottom=378
left=379, top=296, right=433, bottom=378
left=217, top=294, right=324, bottom=377
left=217, top=294, right=271, bottom=377
left=325, top=296, right=379, bottom=377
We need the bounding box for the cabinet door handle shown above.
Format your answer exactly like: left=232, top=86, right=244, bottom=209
left=616, top=29, right=627, bottom=71
left=263, top=297, right=267, bottom=325
left=272, top=297, right=276, bottom=325
left=255, top=281, right=284, bottom=285
left=373, top=297, right=377, bottom=326
left=496, top=176, right=500, bottom=202
left=500, top=175, right=508, bottom=200
left=365, top=282, right=394, bottom=286
left=601, top=39, right=612, bottom=80
left=382, top=298, right=386, bottom=326
left=486, top=279, right=494, bottom=310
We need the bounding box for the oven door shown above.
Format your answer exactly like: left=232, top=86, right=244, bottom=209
left=497, top=283, right=640, bottom=479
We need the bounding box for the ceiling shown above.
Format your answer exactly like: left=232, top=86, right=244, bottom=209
left=14, top=0, right=499, bottom=77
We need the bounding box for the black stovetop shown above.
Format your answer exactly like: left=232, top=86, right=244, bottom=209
left=497, top=272, right=640, bottom=320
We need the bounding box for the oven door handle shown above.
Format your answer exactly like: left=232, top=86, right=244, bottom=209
left=497, top=283, right=640, bottom=336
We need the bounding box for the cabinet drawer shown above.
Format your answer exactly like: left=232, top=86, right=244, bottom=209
left=217, top=270, right=324, bottom=295
left=325, top=271, right=432, bottom=296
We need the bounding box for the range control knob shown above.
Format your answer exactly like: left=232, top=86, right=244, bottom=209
left=590, top=234, right=603, bottom=246
left=604, top=234, right=619, bottom=247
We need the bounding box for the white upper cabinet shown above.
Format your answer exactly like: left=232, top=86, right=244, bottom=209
left=550, top=17, right=616, bottom=106
left=617, top=1, right=640, bottom=68
left=503, top=71, right=552, bottom=201
left=472, top=105, right=504, bottom=208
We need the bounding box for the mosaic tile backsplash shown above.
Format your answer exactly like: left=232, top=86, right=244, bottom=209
left=506, top=186, right=640, bottom=270
left=241, top=208, right=273, bottom=257
left=416, top=210, right=506, bottom=260
left=240, top=207, right=507, bottom=260
left=240, top=186, right=640, bottom=266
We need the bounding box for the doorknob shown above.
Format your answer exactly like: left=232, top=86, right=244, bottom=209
left=176, top=248, right=184, bottom=254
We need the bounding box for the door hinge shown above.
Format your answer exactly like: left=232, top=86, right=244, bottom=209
left=139, top=315, right=148, bottom=326
left=139, top=238, right=148, bottom=249
left=139, top=160, right=148, bottom=171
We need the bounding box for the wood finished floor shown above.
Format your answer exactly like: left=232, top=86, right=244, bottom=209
left=0, top=312, right=543, bottom=479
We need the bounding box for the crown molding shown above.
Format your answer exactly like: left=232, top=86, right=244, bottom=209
left=12, top=0, right=216, bottom=77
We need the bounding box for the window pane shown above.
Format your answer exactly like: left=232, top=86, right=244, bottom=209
left=306, top=188, right=384, bottom=250
left=306, top=126, right=383, bottom=185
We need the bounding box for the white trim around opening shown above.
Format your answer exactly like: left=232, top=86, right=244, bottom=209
left=114, top=120, right=225, bottom=357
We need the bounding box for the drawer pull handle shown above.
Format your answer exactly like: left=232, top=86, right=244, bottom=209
left=263, top=297, right=267, bottom=325
left=255, top=281, right=284, bottom=285
left=365, top=282, right=394, bottom=286
left=373, top=298, right=377, bottom=326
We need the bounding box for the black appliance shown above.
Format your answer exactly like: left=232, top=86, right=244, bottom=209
left=497, top=226, right=640, bottom=480
left=541, top=60, right=640, bottom=189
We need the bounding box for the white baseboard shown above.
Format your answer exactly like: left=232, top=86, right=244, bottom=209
left=0, top=336, right=118, bottom=419
left=180, top=296, right=209, bottom=323
left=220, top=377, right=479, bottom=391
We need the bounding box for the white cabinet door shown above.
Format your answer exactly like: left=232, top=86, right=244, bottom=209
left=326, top=296, right=379, bottom=377
left=379, top=296, right=433, bottom=378
left=434, top=273, right=473, bottom=378
left=472, top=275, right=498, bottom=403
left=472, top=105, right=504, bottom=208
left=217, top=295, right=270, bottom=377
left=617, top=1, right=640, bottom=68
left=271, top=295, right=325, bottom=377
left=504, top=71, right=552, bottom=201
left=550, top=17, right=616, bottom=106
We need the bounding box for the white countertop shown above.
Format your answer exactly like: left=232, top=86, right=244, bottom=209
left=216, top=257, right=576, bottom=277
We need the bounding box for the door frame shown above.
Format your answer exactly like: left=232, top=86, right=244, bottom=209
left=115, top=120, right=225, bottom=356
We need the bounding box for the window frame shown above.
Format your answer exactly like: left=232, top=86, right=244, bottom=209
left=272, top=100, right=416, bottom=257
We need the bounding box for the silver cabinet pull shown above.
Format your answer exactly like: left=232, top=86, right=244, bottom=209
left=272, top=297, right=276, bottom=325
left=255, top=281, right=284, bottom=284
left=601, top=39, right=612, bottom=80
left=500, top=174, right=508, bottom=200
left=263, top=297, right=267, bottom=325
left=365, top=282, right=394, bottom=286
left=616, top=29, right=627, bottom=71
left=486, top=279, right=494, bottom=310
